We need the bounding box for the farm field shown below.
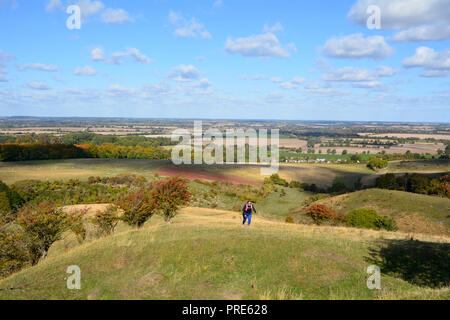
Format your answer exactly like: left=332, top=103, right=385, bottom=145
left=1, top=206, right=448, bottom=300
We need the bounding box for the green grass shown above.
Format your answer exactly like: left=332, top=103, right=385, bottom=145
left=316, top=189, right=450, bottom=236
left=1, top=207, right=448, bottom=300
left=0, top=159, right=170, bottom=184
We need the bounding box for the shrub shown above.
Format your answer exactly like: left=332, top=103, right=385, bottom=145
left=16, top=201, right=84, bottom=265
left=375, top=215, right=398, bottom=232
left=285, top=215, right=294, bottom=224
left=116, top=190, right=155, bottom=228
left=304, top=204, right=337, bottom=224
left=150, top=177, right=192, bottom=222
left=345, top=208, right=398, bottom=231
left=90, top=205, right=119, bottom=237
left=0, top=230, right=30, bottom=278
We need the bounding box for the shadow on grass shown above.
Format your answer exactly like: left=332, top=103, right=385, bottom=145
left=366, top=239, right=450, bottom=288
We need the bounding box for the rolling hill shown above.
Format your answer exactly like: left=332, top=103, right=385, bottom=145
left=1, top=207, right=448, bottom=300
left=315, top=189, right=450, bottom=236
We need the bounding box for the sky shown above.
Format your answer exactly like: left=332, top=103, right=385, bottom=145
left=0, top=0, right=449, bottom=122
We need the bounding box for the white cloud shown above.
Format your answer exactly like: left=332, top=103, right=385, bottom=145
left=403, top=47, right=450, bottom=77
left=74, top=66, right=97, bottom=76
left=376, top=66, right=396, bottom=77
left=348, top=0, right=450, bottom=29
left=100, top=8, right=133, bottom=24
left=0, top=50, right=14, bottom=63
left=349, top=0, right=450, bottom=42
left=168, top=65, right=200, bottom=82
left=0, top=75, right=8, bottom=82
left=322, top=65, right=396, bottom=89
left=45, top=0, right=63, bottom=12
left=323, top=67, right=376, bottom=82
left=108, top=84, right=136, bottom=96
left=126, top=47, right=152, bottom=64
left=101, top=47, right=152, bottom=65
left=292, top=77, right=305, bottom=84
left=280, top=82, right=298, bottom=89
left=213, top=0, right=223, bottom=8
left=391, top=24, right=450, bottom=42
left=270, top=77, right=283, bottom=83
left=263, top=22, right=284, bottom=33
left=169, top=11, right=212, bottom=40
left=18, top=63, right=59, bottom=72
left=225, top=32, right=294, bottom=59
left=91, top=46, right=105, bottom=61
left=321, top=33, right=394, bottom=60
left=75, top=0, right=105, bottom=19
left=26, top=81, right=51, bottom=90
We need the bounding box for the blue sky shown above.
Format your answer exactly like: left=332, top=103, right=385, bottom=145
left=0, top=0, right=449, bottom=122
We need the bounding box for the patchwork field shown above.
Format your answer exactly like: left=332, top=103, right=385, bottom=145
left=1, top=207, right=448, bottom=300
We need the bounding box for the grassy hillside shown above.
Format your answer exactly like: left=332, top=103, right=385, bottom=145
left=1, top=207, right=448, bottom=300
left=316, top=189, right=450, bottom=236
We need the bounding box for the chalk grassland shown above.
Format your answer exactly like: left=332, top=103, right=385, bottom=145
left=1, top=207, right=449, bottom=300
left=315, top=189, right=450, bottom=237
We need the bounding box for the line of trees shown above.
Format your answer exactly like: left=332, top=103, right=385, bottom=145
left=0, top=143, right=171, bottom=162
left=375, top=173, right=449, bottom=197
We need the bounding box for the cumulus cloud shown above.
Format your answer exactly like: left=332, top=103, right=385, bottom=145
left=91, top=46, right=105, bottom=61
left=348, top=0, right=450, bottom=29
left=168, top=64, right=200, bottom=82
left=126, top=47, right=152, bottom=64
left=321, top=33, right=394, bottom=60
left=100, top=8, right=133, bottom=24
left=348, top=0, right=450, bottom=42
left=403, top=47, right=450, bottom=77
left=322, top=65, right=396, bottom=89
left=74, top=66, right=97, bottom=76
left=323, top=67, right=376, bottom=82
left=75, top=0, right=105, bottom=19
left=263, top=22, right=284, bottom=33
left=47, top=1, right=133, bottom=25
left=18, top=63, right=59, bottom=72
left=96, top=47, right=152, bottom=65
left=391, top=24, right=450, bottom=42
left=169, top=11, right=212, bottom=39
left=45, top=0, right=63, bottom=12
left=26, top=81, right=51, bottom=90
left=225, top=32, right=295, bottom=59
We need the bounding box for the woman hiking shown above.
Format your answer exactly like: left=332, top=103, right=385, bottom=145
left=242, top=201, right=256, bottom=227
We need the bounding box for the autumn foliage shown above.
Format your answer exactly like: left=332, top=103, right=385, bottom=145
left=304, top=203, right=339, bottom=224
left=150, top=177, right=192, bottom=222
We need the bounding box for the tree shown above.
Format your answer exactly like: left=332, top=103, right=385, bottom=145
left=116, top=190, right=155, bottom=228
left=151, top=177, right=192, bottom=222
left=342, top=150, right=348, bottom=155
left=16, top=201, right=84, bottom=265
